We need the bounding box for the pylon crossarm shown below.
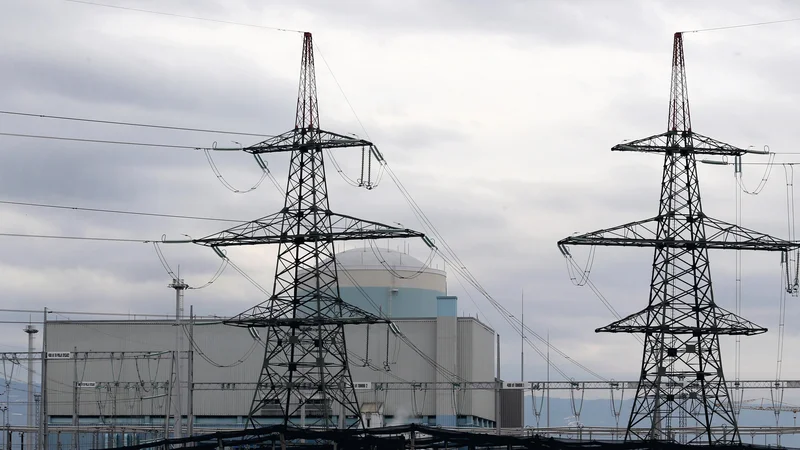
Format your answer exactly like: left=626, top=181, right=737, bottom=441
left=225, top=296, right=389, bottom=327
left=597, top=304, right=767, bottom=336
left=224, top=315, right=390, bottom=328
left=703, top=216, right=800, bottom=251
left=612, top=131, right=748, bottom=156
left=192, top=211, right=426, bottom=247
left=244, top=129, right=374, bottom=154
left=559, top=216, right=798, bottom=251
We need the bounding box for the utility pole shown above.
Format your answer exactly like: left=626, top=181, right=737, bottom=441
left=40, top=308, right=47, bottom=450
left=496, top=333, right=501, bottom=435
left=546, top=330, right=550, bottom=429
left=33, top=395, right=39, bottom=450
left=187, top=305, right=194, bottom=438
left=23, top=325, right=37, bottom=450
left=72, top=348, right=77, bottom=450
left=163, top=32, right=432, bottom=429
left=169, top=273, right=188, bottom=439
left=520, top=290, right=525, bottom=430
left=558, top=32, right=799, bottom=444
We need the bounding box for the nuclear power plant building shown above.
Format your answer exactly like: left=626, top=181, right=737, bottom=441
left=43, top=247, right=499, bottom=443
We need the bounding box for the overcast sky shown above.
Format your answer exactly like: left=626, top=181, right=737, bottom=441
left=3, top=0, right=800, bottom=404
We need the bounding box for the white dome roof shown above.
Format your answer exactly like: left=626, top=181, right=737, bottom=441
left=335, top=247, right=442, bottom=274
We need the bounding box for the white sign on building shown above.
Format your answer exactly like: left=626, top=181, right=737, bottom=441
left=46, top=352, right=71, bottom=359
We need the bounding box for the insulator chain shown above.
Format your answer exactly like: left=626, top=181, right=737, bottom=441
left=358, top=146, right=378, bottom=190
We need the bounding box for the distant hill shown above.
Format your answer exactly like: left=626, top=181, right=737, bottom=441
left=525, top=396, right=800, bottom=447
left=3, top=381, right=35, bottom=426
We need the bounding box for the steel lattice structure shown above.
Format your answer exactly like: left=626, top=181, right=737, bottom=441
left=558, top=33, right=799, bottom=444
left=185, top=33, right=429, bottom=429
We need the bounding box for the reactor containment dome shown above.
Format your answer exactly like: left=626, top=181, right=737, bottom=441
left=335, top=247, right=450, bottom=319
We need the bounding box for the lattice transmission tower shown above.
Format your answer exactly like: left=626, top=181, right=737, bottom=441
left=558, top=32, right=798, bottom=444
left=184, top=32, right=431, bottom=429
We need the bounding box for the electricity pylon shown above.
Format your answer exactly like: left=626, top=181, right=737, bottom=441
left=185, top=32, right=431, bottom=429
left=558, top=32, right=798, bottom=444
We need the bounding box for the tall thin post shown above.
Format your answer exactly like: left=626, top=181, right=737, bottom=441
left=33, top=394, right=40, bottom=450
left=187, top=306, right=194, bottom=438
left=496, top=333, right=501, bottom=435
left=520, top=290, right=524, bottom=382
left=72, top=347, right=77, bottom=450
left=169, top=274, right=187, bottom=439
left=546, top=330, right=550, bottom=429
left=521, top=290, right=525, bottom=430
left=24, top=325, right=38, bottom=450
left=40, top=308, right=47, bottom=450
left=164, top=352, right=174, bottom=439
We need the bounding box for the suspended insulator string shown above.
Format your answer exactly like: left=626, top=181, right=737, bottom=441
left=734, top=165, right=744, bottom=396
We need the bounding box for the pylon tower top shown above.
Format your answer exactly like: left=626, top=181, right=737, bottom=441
left=558, top=32, right=799, bottom=444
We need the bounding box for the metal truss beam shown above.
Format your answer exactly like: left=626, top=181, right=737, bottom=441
left=189, top=380, right=800, bottom=391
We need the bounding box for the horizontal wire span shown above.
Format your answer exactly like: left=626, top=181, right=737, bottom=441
left=684, top=17, right=800, bottom=33
left=0, top=199, right=244, bottom=223
left=0, top=110, right=271, bottom=137
left=0, top=132, right=206, bottom=150
left=0, top=232, right=159, bottom=243
left=63, top=0, right=306, bottom=33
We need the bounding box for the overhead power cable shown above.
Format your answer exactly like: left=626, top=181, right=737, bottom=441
left=308, top=45, right=607, bottom=381
left=63, top=0, right=305, bottom=33
left=0, top=132, right=210, bottom=150
left=0, top=110, right=272, bottom=137
left=684, top=17, right=800, bottom=33
left=0, top=199, right=244, bottom=223
left=0, top=232, right=162, bottom=243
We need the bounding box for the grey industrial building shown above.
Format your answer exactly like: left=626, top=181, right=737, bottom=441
left=42, top=248, right=517, bottom=446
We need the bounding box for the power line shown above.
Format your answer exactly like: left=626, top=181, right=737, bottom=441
left=63, top=0, right=306, bottom=33
left=0, top=110, right=272, bottom=138
left=0, top=199, right=244, bottom=223
left=684, top=17, right=800, bottom=34
left=0, top=232, right=168, bottom=243
left=0, top=132, right=208, bottom=150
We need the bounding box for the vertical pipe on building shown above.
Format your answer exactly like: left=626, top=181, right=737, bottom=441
left=546, top=330, right=550, bottom=430
left=170, top=274, right=187, bottom=439
left=496, top=333, right=501, bottom=435
left=40, top=308, right=47, bottom=450
left=187, top=305, right=194, bottom=438
left=164, top=352, right=175, bottom=440
left=72, top=347, right=78, bottom=450
left=24, top=325, right=38, bottom=450
left=521, top=290, right=525, bottom=431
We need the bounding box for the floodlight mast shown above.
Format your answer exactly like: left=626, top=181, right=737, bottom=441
left=186, top=32, right=431, bottom=430
left=558, top=32, right=799, bottom=445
